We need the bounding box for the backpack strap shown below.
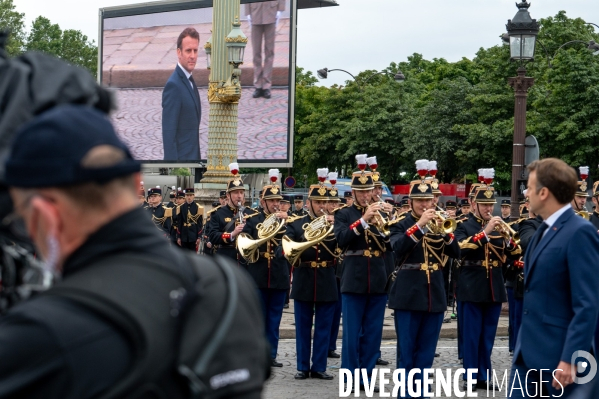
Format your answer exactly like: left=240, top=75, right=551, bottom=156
left=177, top=255, right=238, bottom=399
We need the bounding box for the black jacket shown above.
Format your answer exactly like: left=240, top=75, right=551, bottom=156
left=284, top=214, right=339, bottom=302
left=207, top=205, right=256, bottom=261
left=454, top=213, right=521, bottom=303
left=176, top=201, right=203, bottom=243
left=388, top=212, right=460, bottom=312
left=0, top=207, right=182, bottom=399
left=590, top=211, right=599, bottom=231
left=334, top=203, right=390, bottom=294
left=242, top=211, right=290, bottom=290
left=144, top=204, right=173, bottom=238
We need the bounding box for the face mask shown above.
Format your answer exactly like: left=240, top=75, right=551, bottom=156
left=43, top=234, right=60, bottom=274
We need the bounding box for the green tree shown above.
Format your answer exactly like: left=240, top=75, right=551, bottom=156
left=0, top=0, right=25, bottom=56
left=25, top=16, right=98, bottom=76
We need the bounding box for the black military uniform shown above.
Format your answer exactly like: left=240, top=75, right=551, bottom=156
left=144, top=187, right=174, bottom=240
left=242, top=179, right=290, bottom=367
left=176, top=188, right=203, bottom=251
left=207, top=180, right=255, bottom=261
left=202, top=201, right=221, bottom=256
left=334, top=170, right=389, bottom=385
left=389, top=179, right=460, bottom=389
left=284, top=183, right=339, bottom=380
left=455, top=185, right=521, bottom=388
left=292, top=194, right=308, bottom=217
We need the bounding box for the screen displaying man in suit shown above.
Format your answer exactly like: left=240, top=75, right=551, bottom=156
left=509, top=158, right=599, bottom=398
left=161, top=28, right=201, bottom=161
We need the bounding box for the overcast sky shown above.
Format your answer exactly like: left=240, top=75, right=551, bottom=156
left=14, top=0, right=596, bottom=87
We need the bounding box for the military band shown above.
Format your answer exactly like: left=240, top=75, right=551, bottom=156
left=136, top=156, right=599, bottom=395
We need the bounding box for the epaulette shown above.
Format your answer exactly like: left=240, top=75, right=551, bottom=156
left=331, top=204, right=348, bottom=213
left=242, top=209, right=261, bottom=220
left=286, top=214, right=304, bottom=224
left=207, top=205, right=221, bottom=215
left=163, top=206, right=173, bottom=218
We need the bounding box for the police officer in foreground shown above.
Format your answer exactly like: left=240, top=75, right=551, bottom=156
left=242, top=170, right=290, bottom=367
left=455, top=175, right=521, bottom=391
left=283, top=177, right=340, bottom=380
left=389, top=174, right=460, bottom=395
left=334, top=155, right=389, bottom=390
left=176, top=188, right=203, bottom=251
left=0, top=105, right=268, bottom=398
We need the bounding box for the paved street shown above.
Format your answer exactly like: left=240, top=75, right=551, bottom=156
left=110, top=87, right=289, bottom=161
left=264, top=338, right=513, bottom=398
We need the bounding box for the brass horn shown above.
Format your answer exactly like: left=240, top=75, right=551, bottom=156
left=282, top=213, right=334, bottom=266
left=237, top=212, right=285, bottom=263
left=427, top=211, right=457, bottom=235
left=576, top=210, right=590, bottom=220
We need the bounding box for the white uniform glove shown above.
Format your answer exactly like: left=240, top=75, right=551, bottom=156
left=276, top=11, right=281, bottom=28
left=247, top=15, right=252, bottom=27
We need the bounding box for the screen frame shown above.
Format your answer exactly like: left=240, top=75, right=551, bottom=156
left=98, top=0, right=296, bottom=168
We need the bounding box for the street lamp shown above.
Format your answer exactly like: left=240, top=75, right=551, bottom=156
left=505, top=1, right=538, bottom=219
left=317, top=67, right=405, bottom=83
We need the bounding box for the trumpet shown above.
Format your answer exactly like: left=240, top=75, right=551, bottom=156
left=369, top=196, right=391, bottom=237
left=488, top=213, right=520, bottom=245
left=426, top=210, right=457, bottom=235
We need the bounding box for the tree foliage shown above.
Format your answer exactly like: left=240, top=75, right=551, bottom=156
left=0, top=1, right=98, bottom=76
left=293, top=11, right=599, bottom=190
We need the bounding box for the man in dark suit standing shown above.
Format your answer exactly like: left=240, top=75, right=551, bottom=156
left=162, top=28, right=201, bottom=161
left=509, top=158, right=599, bottom=398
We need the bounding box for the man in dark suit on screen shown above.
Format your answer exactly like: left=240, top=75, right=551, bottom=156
left=162, top=28, right=201, bottom=161
left=509, top=158, right=599, bottom=398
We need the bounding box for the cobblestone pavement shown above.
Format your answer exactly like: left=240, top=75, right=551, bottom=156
left=263, top=338, right=513, bottom=398
left=110, top=87, right=288, bottom=161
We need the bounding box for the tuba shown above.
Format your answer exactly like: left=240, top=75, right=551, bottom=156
left=237, top=211, right=285, bottom=263
left=282, top=210, right=334, bottom=266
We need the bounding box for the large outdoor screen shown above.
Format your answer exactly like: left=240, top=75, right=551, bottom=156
left=99, top=0, right=295, bottom=166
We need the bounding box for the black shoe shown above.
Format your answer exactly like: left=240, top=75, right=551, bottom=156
left=283, top=303, right=289, bottom=309
left=294, top=371, right=309, bottom=379
left=376, top=358, right=389, bottom=365
left=476, top=380, right=500, bottom=391
left=434, top=352, right=440, bottom=357
left=252, top=88, right=263, bottom=98
left=262, top=89, right=271, bottom=99
left=310, top=371, right=334, bottom=380
left=463, top=381, right=477, bottom=391
left=327, top=350, right=340, bottom=358
left=271, top=359, right=283, bottom=367
left=509, top=350, right=514, bottom=356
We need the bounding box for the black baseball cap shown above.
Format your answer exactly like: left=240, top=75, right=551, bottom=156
left=5, top=105, right=140, bottom=188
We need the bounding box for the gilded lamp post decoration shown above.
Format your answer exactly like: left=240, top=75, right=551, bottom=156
left=201, top=0, right=248, bottom=184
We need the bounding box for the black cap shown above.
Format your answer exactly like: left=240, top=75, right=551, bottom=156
left=294, top=195, right=303, bottom=201
left=501, top=199, right=511, bottom=206
left=400, top=198, right=409, bottom=206
left=177, top=190, right=185, bottom=198
left=459, top=198, right=470, bottom=207
left=219, top=190, right=227, bottom=198
left=148, top=187, right=161, bottom=195
left=5, top=105, right=140, bottom=188
left=169, top=192, right=176, bottom=199
left=212, top=201, right=219, bottom=207
left=344, top=191, right=352, bottom=198
left=473, top=187, right=496, bottom=204
left=445, top=200, right=457, bottom=209
left=385, top=198, right=394, bottom=204
left=408, top=180, right=434, bottom=199
left=184, top=188, right=194, bottom=195
left=281, top=195, right=291, bottom=203
left=340, top=198, right=347, bottom=205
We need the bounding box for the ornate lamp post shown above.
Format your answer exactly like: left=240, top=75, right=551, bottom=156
left=506, top=1, right=538, bottom=219
left=201, top=1, right=247, bottom=185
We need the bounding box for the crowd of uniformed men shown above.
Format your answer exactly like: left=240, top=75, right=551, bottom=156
left=140, top=156, right=599, bottom=393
